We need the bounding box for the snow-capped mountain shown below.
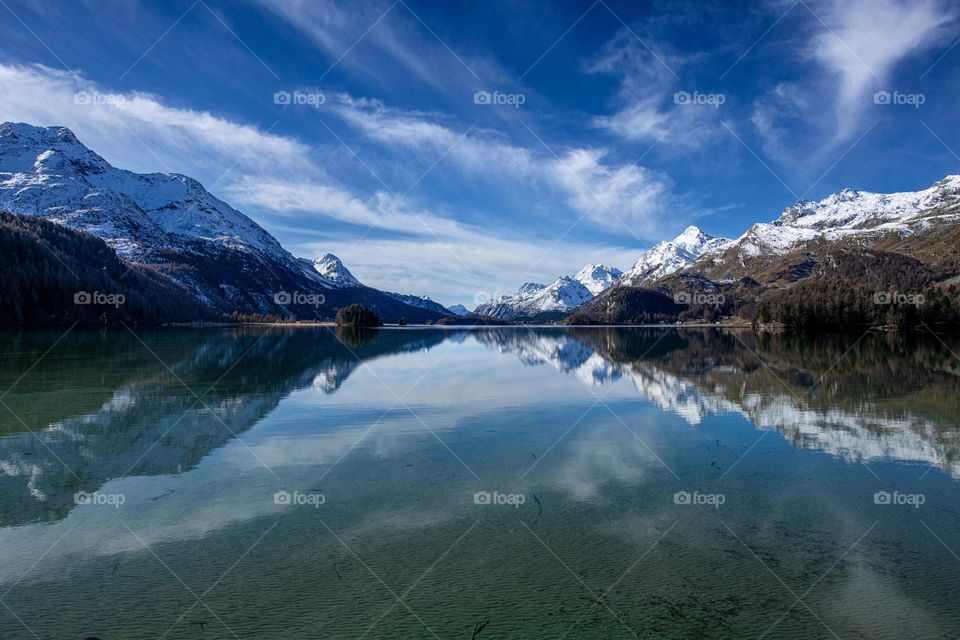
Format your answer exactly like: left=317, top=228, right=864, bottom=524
left=475, top=276, right=593, bottom=320
left=619, top=226, right=731, bottom=287
left=447, top=304, right=471, bottom=316
left=313, top=253, right=361, bottom=287
left=0, top=122, right=302, bottom=268
left=0, top=122, right=447, bottom=323
left=716, top=175, right=960, bottom=260
left=474, top=263, right=622, bottom=320
left=573, top=264, right=623, bottom=295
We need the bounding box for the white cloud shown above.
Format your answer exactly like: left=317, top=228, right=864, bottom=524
left=548, top=148, right=672, bottom=237
left=295, top=234, right=642, bottom=304
left=224, top=175, right=645, bottom=302
left=331, top=95, right=538, bottom=179
left=752, top=0, right=957, bottom=157
left=592, top=98, right=672, bottom=143
left=331, top=96, right=676, bottom=236
left=809, top=0, right=955, bottom=140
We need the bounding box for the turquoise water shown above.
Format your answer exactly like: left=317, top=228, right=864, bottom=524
left=0, top=327, right=958, bottom=639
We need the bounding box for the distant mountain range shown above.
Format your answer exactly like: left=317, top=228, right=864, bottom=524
left=0, top=122, right=459, bottom=324
left=474, top=264, right=622, bottom=320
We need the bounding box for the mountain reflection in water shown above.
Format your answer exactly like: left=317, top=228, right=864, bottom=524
left=1, top=326, right=957, bottom=528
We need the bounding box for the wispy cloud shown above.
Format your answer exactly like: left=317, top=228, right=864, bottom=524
left=254, top=0, right=495, bottom=97
left=752, top=0, right=958, bottom=160
left=586, top=19, right=727, bottom=151
left=0, top=63, right=311, bottom=180
left=331, top=95, right=677, bottom=234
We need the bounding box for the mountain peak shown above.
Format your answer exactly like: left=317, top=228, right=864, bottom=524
left=573, top=263, right=623, bottom=295
left=1, top=121, right=110, bottom=176
left=313, top=254, right=360, bottom=287
left=674, top=225, right=712, bottom=245
left=618, top=225, right=729, bottom=287
left=1, top=122, right=80, bottom=145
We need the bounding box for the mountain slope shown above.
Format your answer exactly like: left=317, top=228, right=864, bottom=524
left=691, top=176, right=960, bottom=282
left=594, top=176, right=960, bottom=329
left=0, top=122, right=445, bottom=323
left=0, top=211, right=216, bottom=326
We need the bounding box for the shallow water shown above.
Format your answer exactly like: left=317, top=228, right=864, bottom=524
left=0, top=326, right=958, bottom=639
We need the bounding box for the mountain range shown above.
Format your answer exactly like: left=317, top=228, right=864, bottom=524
left=0, top=122, right=457, bottom=324
left=474, top=264, right=622, bottom=320
left=1, top=121, right=957, bottom=329
left=571, top=175, right=960, bottom=328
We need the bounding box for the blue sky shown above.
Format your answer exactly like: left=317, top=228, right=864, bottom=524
left=1, top=0, right=958, bottom=306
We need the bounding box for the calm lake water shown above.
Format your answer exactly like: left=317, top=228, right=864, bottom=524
left=1, top=326, right=959, bottom=639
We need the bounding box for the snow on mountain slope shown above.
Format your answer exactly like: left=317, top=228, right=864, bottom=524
left=0, top=122, right=295, bottom=266
left=533, top=276, right=593, bottom=312
left=720, top=175, right=960, bottom=260
left=475, top=276, right=592, bottom=319
left=619, top=226, right=731, bottom=287
left=383, top=292, right=451, bottom=316
left=474, top=263, right=621, bottom=320
left=573, top=264, right=623, bottom=295
left=447, top=304, right=471, bottom=316
left=312, top=253, right=361, bottom=287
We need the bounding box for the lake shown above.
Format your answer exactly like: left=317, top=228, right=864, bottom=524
left=0, top=326, right=958, bottom=639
